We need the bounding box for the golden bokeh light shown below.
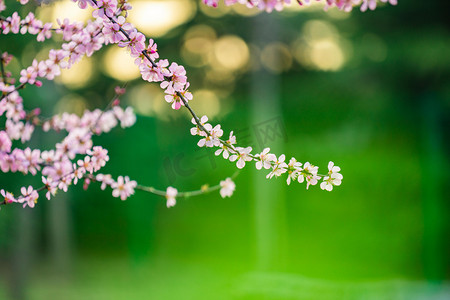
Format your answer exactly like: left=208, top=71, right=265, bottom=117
left=184, top=25, right=217, bottom=41
left=308, top=39, right=345, bottom=71
left=128, top=0, right=196, bottom=37
left=230, top=3, right=261, bottom=16
left=102, top=47, right=140, bottom=81
left=181, top=39, right=213, bottom=67
left=213, top=35, right=249, bottom=71
left=326, top=7, right=352, bottom=19
left=284, top=1, right=325, bottom=12
left=204, top=69, right=236, bottom=87
left=37, top=1, right=92, bottom=23
left=57, top=58, right=93, bottom=89
left=127, top=84, right=172, bottom=120
left=302, top=20, right=339, bottom=43
left=292, top=19, right=349, bottom=71
left=54, top=94, right=87, bottom=115
left=182, top=26, right=217, bottom=68
left=189, top=89, right=221, bottom=119
left=260, top=42, right=293, bottom=74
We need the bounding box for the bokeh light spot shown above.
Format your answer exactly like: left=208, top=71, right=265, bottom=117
left=308, top=39, right=345, bottom=71
left=213, top=35, right=249, bottom=71
left=190, top=89, right=221, bottom=119
left=54, top=94, right=87, bottom=115
left=103, top=47, right=140, bottom=81
left=57, top=58, right=93, bottom=89
left=128, top=0, right=196, bottom=37
left=260, top=43, right=293, bottom=74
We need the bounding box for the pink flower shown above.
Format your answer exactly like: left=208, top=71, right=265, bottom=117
left=20, top=12, right=36, bottom=35
left=87, top=146, right=110, bottom=171
left=37, top=23, right=53, bottom=42
left=164, top=88, right=193, bottom=110
left=203, top=0, right=219, bottom=7
left=77, top=156, right=94, bottom=174
left=113, top=106, right=136, bottom=128
left=92, top=0, right=117, bottom=18
left=42, top=176, right=58, bottom=200
left=146, top=39, right=159, bottom=61
left=7, top=12, right=21, bottom=34
left=1, top=189, right=16, bottom=204
left=0, top=131, right=12, bottom=153
left=160, top=62, right=188, bottom=94
left=111, top=176, right=137, bottom=200
left=42, top=160, right=73, bottom=181
left=140, top=59, right=169, bottom=83
left=118, top=30, right=146, bottom=56
left=57, top=19, right=83, bottom=42
left=21, top=123, right=34, bottom=143
left=22, top=147, right=42, bottom=175
left=6, top=120, right=24, bottom=140
left=73, top=0, right=94, bottom=10
left=19, top=60, right=39, bottom=85
left=102, top=16, right=131, bottom=44
left=96, top=173, right=114, bottom=190
left=19, top=185, right=38, bottom=208
left=0, top=0, right=6, bottom=13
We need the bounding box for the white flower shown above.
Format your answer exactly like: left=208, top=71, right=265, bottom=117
left=255, top=147, right=276, bottom=170
left=219, top=177, right=235, bottom=198
left=197, top=124, right=223, bottom=147
left=96, top=173, right=114, bottom=190
left=286, top=157, right=302, bottom=185
left=166, top=186, right=177, bottom=208
left=190, top=115, right=209, bottom=136
left=215, top=131, right=236, bottom=159
left=266, top=154, right=288, bottom=179
left=119, top=107, right=136, bottom=128
left=298, top=162, right=321, bottom=189
left=320, top=161, right=343, bottom=191
left=229, top=146, right=253, bottom=169
left=19, top=186, right=38, bottom=208
left=111, top=176, right=137, bottom=200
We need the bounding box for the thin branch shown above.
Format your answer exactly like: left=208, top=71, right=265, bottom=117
left=135, top=171, right=240, bottom=198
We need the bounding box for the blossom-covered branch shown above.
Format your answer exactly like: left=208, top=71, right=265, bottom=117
left=203, top=0, right=397, bottom=13
left=78, top=0, right=344, bottom=190
left=0, top=0, right=392, bottom=209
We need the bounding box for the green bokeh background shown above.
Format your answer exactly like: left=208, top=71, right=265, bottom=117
left=0, top=0, right=449, bottom=299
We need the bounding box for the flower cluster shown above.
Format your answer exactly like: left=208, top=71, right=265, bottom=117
left=0, top=11, right=53, bottom=42
left=0, top=0, right=358, bottom=210
left=203, top=0, right=397, bottom=12
left=67, top=0, right=195, bottom=110
left=190, top=115, right=344, bottom=190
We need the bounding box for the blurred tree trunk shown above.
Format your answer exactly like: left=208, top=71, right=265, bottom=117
left=9, top=208, right=35, bottom=300
left=420, top=94, right=447, bottom=281
left=251, top=13, right=288, bottom=272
